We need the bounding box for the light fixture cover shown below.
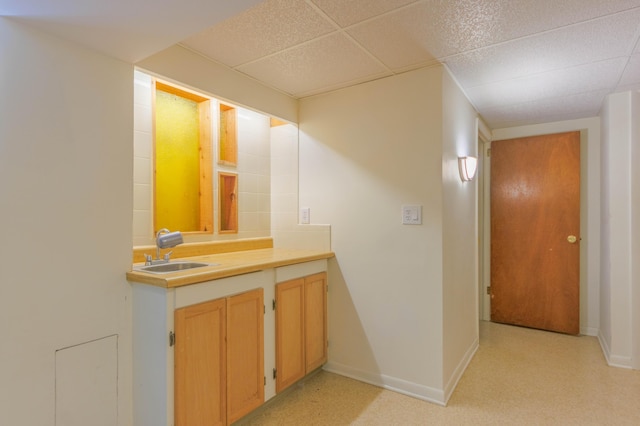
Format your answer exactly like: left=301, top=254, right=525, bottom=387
left=458, top=156, right=478, bottom=182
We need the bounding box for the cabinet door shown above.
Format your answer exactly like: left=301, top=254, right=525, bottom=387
left=305, top=273, right=328, bottom=372
left=174, top=298, right=226, bottom=426
left=227, top=288, right=264, bottom=423
left=275, top=278, right=305, bottom=393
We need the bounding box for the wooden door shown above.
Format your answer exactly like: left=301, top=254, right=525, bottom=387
left=275, top=278, right=305, bottom=393
left=174, top=298, right=226, bottom=426
left=305, top=273, right=327, bottom=372
left=226, top=288, right=264, bottom=423
left=490, top=131, right=580, bottom=334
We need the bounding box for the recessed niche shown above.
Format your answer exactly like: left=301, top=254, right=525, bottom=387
left=219, top=103, right=237, bottom=166
left=219, top=172, right=238, bottom=233
left=154, top=80, right=213, bottom=234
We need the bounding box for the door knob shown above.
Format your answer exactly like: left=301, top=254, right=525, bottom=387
left=567, top=235, right=577, bottom=244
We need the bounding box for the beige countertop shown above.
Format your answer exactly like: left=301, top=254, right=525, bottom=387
left=126, top=248, right=334, bottom=288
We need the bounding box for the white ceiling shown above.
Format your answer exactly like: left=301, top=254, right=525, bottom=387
left=0, top=0, right=263, bottom=63
left=3, top=0, right=640, bottom=128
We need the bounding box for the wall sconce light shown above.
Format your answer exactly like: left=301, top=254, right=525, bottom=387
left=458, top=156, right=477, bottom=182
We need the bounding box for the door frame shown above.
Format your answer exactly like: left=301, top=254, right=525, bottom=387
left=477, top=124, right=491, bottom=321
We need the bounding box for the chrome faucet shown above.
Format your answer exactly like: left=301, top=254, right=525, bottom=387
left=144, top=228, right=184, bottom=265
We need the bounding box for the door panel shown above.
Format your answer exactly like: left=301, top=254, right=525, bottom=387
left=226, top=288, right=264, bottom=423
left=174, top=299, right=226, bottom=426
left=275, top=278, right=305, bottom=393
left=490, top=131, right=580, bottom=334
left=305, top=273, right=327, bottom=372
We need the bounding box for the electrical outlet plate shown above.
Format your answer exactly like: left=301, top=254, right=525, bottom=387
left=402, top=205, right=422, bottom=225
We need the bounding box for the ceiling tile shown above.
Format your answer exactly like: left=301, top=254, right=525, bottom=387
left=349, top=0, right=640, bottom=70
left=446, top=9, right=640, bottom=88
left=618, top=53, right=640, bottom=87
left=466, top=58, right=628, bottom=110
left=4, top=0, right=264, bottom=63
left=10, top=0, right=640, bottom=128
left=483, top=0, right=640, bottom=40
left=347, top=2, right=497, bottom=69
left=310, top=0, right=416, bottom=27
left=481, top=90, right=609, bottom=129
left=236, top=33, right=390, bottom=96
left=181, top=0, right=336, bottom=67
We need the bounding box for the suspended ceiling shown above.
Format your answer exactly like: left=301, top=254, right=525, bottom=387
left=3, top=0, right=640, bottom=128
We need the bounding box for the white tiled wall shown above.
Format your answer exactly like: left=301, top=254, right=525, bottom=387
left=224, top=107, right=271, bottom=239
left=270, top=123, right=331, bottom=250
left=132, top=71, right=272, bottom=245
left=133, top=71, right=153, bottom=245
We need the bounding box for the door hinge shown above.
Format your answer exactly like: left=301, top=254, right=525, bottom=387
left=264, top=304, right=266, bottom=314
left=487, top=148, right=491, bottom=157
left=273, top=368, right=277, bottom=379
left=169, top=331, right=175, bottom=347
left=486, top=286, right=491, bottom=295
left=272, top=299, right=276, bottom=310
left=264, top=376, right=266, bottom=386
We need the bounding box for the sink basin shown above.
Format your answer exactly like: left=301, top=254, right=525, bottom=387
left=135, top=261, right=217, bottom=274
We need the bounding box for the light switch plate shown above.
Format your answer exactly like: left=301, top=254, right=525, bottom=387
left=402, top=205, right=422, bottom=225
left=300, top=207, right=310, bottom=224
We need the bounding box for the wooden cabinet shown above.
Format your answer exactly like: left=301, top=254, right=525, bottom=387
left=226, top=289, right=264, bottom=423
left=131, top=261, right=328, bottom=426
left=174, top=288, right=263, bottom=426
left=275, top=278, right=305, bottom=391
left=304, top=273, right=328, bottom=372
left=275, top=272, right=327, bottom=393
left=174, top=298, right=226, bottom=426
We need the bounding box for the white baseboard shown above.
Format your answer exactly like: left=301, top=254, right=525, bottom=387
left=580, top=326, right=598, bottom=336
left=598, top=331, right=633, bottom=369
left=322, top=361, right=446, bottom=406
left=324, top=337, right=480, bottom=406
left=443, top=337, right=479, bottom=404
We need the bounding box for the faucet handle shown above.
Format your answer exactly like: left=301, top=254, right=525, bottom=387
left=163, top=251, right=173, bottom=261
left=144, top=254, right=152, bottom=265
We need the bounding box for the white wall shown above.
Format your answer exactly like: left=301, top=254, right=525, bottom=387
left=492, top=117, right=601, bottom=336
left=0, top=18, right=133, bottom=425
left=299, top=65, right=477, bottom=404
left=269, top=123, right=332, bottom=251
left=441, top=70, right=480, bottom=398
left=632, top=91, right=640, bottom=370
left=599, top=91, right=638, bottom=368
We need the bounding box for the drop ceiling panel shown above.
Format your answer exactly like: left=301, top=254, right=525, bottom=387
left=618, top=53, right=640, bottom=87
left=346, top=2, right=493, bottom=69
left=475, top=0, right=640, bottom=39
left=310, top=0, right=416, bottom=27
left=481, top=90, right=609, bottom=129
left=3, top=0, right=264, bottom=63
left=440, top=0, right=640, bottom=48
left=7, top=0, right=640, bottom=128
left=446, top=9, right=640, bottom=88
left=236, top=33, right=390, bottom=96
left=349, top=0, right=640, bottom=71
left=181, top=0, right=336, bottom=67
left=467, top=58, right=628, bottom=110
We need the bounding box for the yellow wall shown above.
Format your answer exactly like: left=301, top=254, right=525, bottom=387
left=155, top=90, right=200, bottom=232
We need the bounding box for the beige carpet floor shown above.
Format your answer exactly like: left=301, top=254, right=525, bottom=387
left=237, top=321, right=640, bottom=425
